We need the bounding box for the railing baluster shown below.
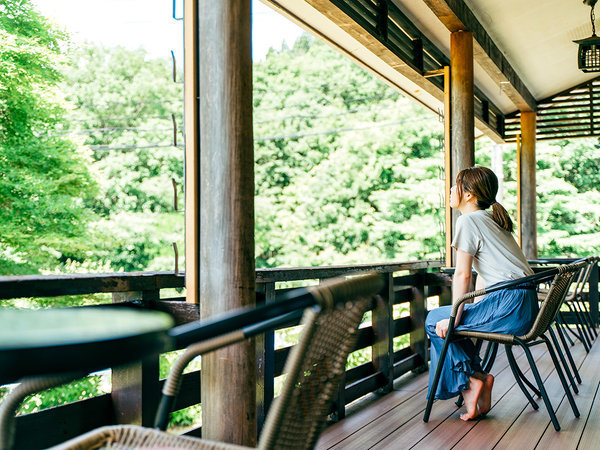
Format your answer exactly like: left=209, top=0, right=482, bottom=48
left=372, top=272, right=394, bottom=393
left=111, top=290, right=161, bottom=427
left=410, top=270, right=428, bottom=372
left=256, top=281, right=276, bottom=434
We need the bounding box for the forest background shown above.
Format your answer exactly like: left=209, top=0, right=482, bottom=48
left=2, top=0, right=600, bottom=428
left=3, top=3, right=600, bottom=277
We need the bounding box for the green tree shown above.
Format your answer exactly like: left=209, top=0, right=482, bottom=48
left=253, top=35, right=445, bottom=268
left=0, top=0, right=97, bottom=274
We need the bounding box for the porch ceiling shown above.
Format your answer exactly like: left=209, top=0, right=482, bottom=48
left=263, top=0, right=600, bottom=143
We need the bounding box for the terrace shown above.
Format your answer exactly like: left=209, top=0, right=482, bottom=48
left=2, top=0, right=600, bottom=449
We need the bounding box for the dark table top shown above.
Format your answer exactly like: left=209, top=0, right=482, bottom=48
left=0, top=307, right=174, bottom=384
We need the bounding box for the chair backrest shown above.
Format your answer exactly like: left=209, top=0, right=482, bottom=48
left=574, top=257, right=597, bottom=297
left=257, top=276, right=378, bottom=450
left=521, top=261, right=586, bottom=342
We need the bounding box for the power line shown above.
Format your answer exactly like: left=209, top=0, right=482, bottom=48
left=253, top=94, right=399, bottom=113
left=90, top=143, right=183, bottom=151
left=254, top=103, right=404, bottom=124
left=85, top=116, right=431, bottom=151
left=254, top=116, right=430, bottom=142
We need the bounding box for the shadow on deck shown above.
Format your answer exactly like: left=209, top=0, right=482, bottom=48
left=316, top=334, right=600, bottom=449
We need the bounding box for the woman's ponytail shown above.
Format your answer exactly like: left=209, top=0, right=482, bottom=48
left=490, top=201, right=513, bottom=233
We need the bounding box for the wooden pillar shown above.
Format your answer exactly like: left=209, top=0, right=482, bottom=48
left=199, top=0, right=256, bottom=446
left=450, top=31, right=475, bottom=171
left=518, top=111, right=537, bottom=259
left=446, top=31, right=475, bottom=266
left=491, top=144, right=504, bottom=204
left=184, top=0, right=200, bottom=303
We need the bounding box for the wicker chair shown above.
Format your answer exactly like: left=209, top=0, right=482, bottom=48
left=423, top=261, right=585, bottom=431
left=551, top=257, right=598, bottom=352
left=52, top=273, right=383, bottom=450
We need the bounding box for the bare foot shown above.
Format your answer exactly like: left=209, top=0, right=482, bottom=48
left=477, top=374, right=494, bottom=416
left=460, top=377, right=484, bottom=421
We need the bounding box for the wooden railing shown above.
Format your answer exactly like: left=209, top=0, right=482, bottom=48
left=1, top=260, right=450, bottom=448
left=4, top=258, right=596, bottom=448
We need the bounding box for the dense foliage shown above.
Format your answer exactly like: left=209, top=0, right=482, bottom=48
left=0, top=0, right=97, bottom=274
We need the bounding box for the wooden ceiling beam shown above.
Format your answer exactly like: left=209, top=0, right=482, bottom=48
left=422, top=0, right=537, bottom=112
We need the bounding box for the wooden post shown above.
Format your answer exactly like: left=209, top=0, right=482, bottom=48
left=410, top=271, right=428, bottom=371
left=184, top=0, right=200, bottom=303
left=447, top=32, right=474, bottom=266
left=199, top=0, right=256, bottom=445
left=256, top=281, right=275, bottom=433
left=111, top=291, right=160, bottom=427
left=450, top=31, right=474, bottom=172
left=443, top=65, right=453, bottom=267
left=372, top=273, right=394, bottom=393
left=491, top=143, right=504, bottom=204
left=519, top=111, right=537, bottom=259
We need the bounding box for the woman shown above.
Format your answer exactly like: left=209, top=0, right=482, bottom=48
left=425, top=166, right=537, bottom=421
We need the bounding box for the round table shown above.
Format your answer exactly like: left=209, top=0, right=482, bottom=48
left=0, top=306, right=174, bottom=384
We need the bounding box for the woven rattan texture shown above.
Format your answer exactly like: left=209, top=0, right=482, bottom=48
left=258, top=297, right=371, bottom=450
left=52, top=425, right=248, bottom=449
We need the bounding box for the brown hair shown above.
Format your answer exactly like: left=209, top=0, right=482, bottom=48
left=455, top=166, right=513, bottom=233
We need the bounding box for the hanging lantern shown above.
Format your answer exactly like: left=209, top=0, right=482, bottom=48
left=575, top=0, right=600, bottom=72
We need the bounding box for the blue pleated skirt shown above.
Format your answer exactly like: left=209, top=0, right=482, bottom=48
left=425, top=286, right=538, bottom=400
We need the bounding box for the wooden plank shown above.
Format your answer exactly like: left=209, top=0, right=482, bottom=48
left=371, top=344, right=543, bottom=449
left=13, top=394, right=113, bottom=449
left=315, top=372, right=429, bottom=449
left=160, top=300, right=199, bottom=326
left=577, top=382, right=600, bottom=449
left=168, top=370, right=201, bottom=412
left=533, top=341, right=600, bottom=450
left=255, top=260, right=444, bottom=283
left=0, top=272, right=184, bottom=299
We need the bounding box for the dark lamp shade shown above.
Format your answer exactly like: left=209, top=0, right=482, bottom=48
left=575, top=35, right=600, bottom=72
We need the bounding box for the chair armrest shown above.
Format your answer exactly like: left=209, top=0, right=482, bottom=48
left=450, top=288, right=488, bottom=318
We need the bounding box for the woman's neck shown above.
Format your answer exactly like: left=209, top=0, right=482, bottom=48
left=459, top=202, right=481, bottom=215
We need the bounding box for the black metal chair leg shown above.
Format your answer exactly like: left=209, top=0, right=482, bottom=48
left=547, top=327, right=578, bottom=394
left=541, top=335, right=580, bottom=419
left=554, top=319, right=582, bottom=384
left=566, top=303, right=591, bottom=352
left=424, top=334, right=453, bottom=422
left=573, top=297, right=598, bottom=341
left=572, top=300, right=594, bottom=345
left=505, top=345, right=539, bottom=410
left=578, top=298, right=597, bottom=339
left=482, top=342, right=498, bottom=373
left=516, top=339, right=561, bottom=431
left=557, top=313, right=575, bottom=347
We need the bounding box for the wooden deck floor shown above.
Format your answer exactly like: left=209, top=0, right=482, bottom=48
left=316, top=332, right=600, bottom=449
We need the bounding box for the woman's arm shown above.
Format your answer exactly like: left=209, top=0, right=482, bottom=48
left=453, top=249, right=474, bottom=325
left=435, top=249, right=474, bottom=338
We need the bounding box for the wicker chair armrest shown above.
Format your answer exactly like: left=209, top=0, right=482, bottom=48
left=455, top=329, right=514, bottom=344
left=450, top=288, right=487, bottom=318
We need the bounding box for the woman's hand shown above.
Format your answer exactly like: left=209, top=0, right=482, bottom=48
left=435, top=319, right=450, bottom=338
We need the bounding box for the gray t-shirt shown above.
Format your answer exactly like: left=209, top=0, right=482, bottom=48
left=451, top=209, right=533, bottom=287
